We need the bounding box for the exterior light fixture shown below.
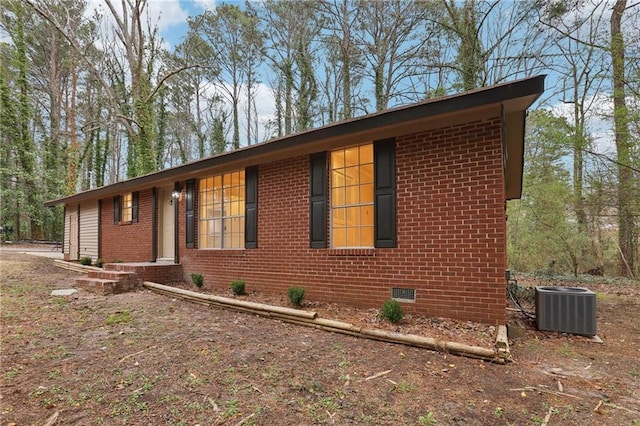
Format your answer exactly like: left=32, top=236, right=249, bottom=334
left=170, top=184, right=181, bottom=205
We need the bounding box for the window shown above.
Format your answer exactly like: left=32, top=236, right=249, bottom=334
left=121, top=193, right=133, bottom=222
left=113, top=192, right=138, bottom=224
left=199, top=171, right=245, bottom=249
left=309, top=139, right=395, bottom=249
left=330, top=144, right=374, bottom=248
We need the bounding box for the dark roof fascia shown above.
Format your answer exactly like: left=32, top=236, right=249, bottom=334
left=45, top=75, right=545, bottom=207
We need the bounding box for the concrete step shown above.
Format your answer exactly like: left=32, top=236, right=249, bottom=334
left=75, top=278, right=119, bottom=295
left=75, top=276, right=139, bottom=295
left=88, top=270, right=136, bottom=281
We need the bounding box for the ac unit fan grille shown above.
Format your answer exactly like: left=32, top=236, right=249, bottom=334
left=535, top=286, right=596, bottom=336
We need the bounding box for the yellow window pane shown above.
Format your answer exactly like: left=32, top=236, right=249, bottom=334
left=233, top=185, right=244, bottom=201
left=333, top=228, right=346, bottom=248
left=331, top=150, right=344, bottom=170
left=360, top=164, right=373, bottom=184
left=360, top=227, right=374, bottom=247
left=346, top=227, right=359, bottom=247
left=344, top=166, right=358, bottom=185
left=238, top=171, right=245, bottom=187
left=346, top=185, right=359, bottom=205
left=332, top=207, right=346, bottom=227
left=346, top=206, right=360, bottom=226
left=361, top=205, right=374, bottom=226
left=360, top=184, right=374, bottom=204
left=345, top=147, right=359, bottom=166
left=332, top=168, right=345, bottom=188
left=214, top=175, right=222, bottom=188
left=332, top=187, right=345, bottom=206
left=359, top=144, right=373, bottom=164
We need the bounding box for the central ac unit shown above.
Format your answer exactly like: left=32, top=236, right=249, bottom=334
left=535, top=286, right=596, bottom=336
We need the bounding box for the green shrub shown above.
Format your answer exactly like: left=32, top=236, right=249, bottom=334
left=287, top=287, right=306, bottom=306
left=79, top=257, right=92, bottom=266
left=230, top=280, right=246, bottom=295
left=190, top=273, right=204, bottom=288
left=95, top=258, right=104, bottom=268
left=381, top=299, right=403, bottom=323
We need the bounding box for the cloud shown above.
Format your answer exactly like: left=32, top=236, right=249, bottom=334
left=85, top=0, right=190, bottom=49
left=192, top=0, right=217, bottom=12
left=548, top=92, right=621, bottom=155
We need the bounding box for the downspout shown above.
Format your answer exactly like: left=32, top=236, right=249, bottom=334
left=97, top=200, right=102, bottom=260
left=174, top=182, right=180, bottom=264
left=62, top=206, right=66, bottom=255
left=151, top=187, right=157, bottom=262
left=76, top=204, right=80, bottom=260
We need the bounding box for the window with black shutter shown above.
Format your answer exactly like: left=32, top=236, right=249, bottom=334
left=309, top=152, right=328, bottom=248
left=245, top=166, right=258, bottom=248
left=374, top=138, right=396, bottom=248
left=186, top=179, right=195, bottom=248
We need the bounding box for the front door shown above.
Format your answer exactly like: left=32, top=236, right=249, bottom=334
left=158, top=189, right=175, bottom=260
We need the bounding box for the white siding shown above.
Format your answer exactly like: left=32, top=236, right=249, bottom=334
left=64, top=206, right=72, bottom=256
left=79, top=201, right=99, bottom=260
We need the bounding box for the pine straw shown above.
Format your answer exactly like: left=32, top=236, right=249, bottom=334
left=164, top=281, right=497, bottom=348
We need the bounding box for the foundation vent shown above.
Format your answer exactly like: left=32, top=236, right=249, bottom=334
left=391, top=287, right=416, bottom=302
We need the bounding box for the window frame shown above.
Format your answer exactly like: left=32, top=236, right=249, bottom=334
left=121, top=193, right=133, bottom=222
left=198, top=170, right=246, bottom=250
left=113, top=192, right=138, bottom=224
left=329, top=143, right=375, bottom=249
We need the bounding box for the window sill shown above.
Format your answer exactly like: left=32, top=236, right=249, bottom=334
left=117, top=221, right=133, bottom=226
left=328, top=248, right=375, bottom=257
left=196, top=248, right=246, bottom=257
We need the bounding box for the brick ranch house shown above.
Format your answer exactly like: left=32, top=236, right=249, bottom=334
left=46, top=76, right=544, bottom=325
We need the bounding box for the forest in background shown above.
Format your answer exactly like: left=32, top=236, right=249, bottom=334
left=0, top=0, right=638, bottom=277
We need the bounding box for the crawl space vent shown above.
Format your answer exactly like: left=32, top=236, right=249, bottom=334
left=391, top=287, right=416, bottom=302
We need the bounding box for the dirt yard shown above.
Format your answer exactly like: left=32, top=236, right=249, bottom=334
left=1, top=248, right=639, bottom=425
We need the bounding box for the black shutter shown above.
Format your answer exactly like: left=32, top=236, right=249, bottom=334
left=186, top=179, right=195, bottom=248
left=245, top=166, right=258, bottom=248
left=374, top=138, right=396, bottom=248
left=131, top=191, right=139, bottom=223
left=113, top=196, right=120, bottom=224
left=309, top=152, right=328, bottom=248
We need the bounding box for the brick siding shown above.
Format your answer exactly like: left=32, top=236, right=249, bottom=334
left=178, top=117, right=507, bottom=324
left=100, top=189, right=154, bottom=262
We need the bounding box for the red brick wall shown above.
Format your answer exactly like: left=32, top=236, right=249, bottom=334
left=100, top=189, right=154, bottom=262
left=179, top=117, right=507, bottom=324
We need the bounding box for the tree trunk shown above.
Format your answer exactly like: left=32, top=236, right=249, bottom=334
left=610, top=0, right=635, bottom=277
